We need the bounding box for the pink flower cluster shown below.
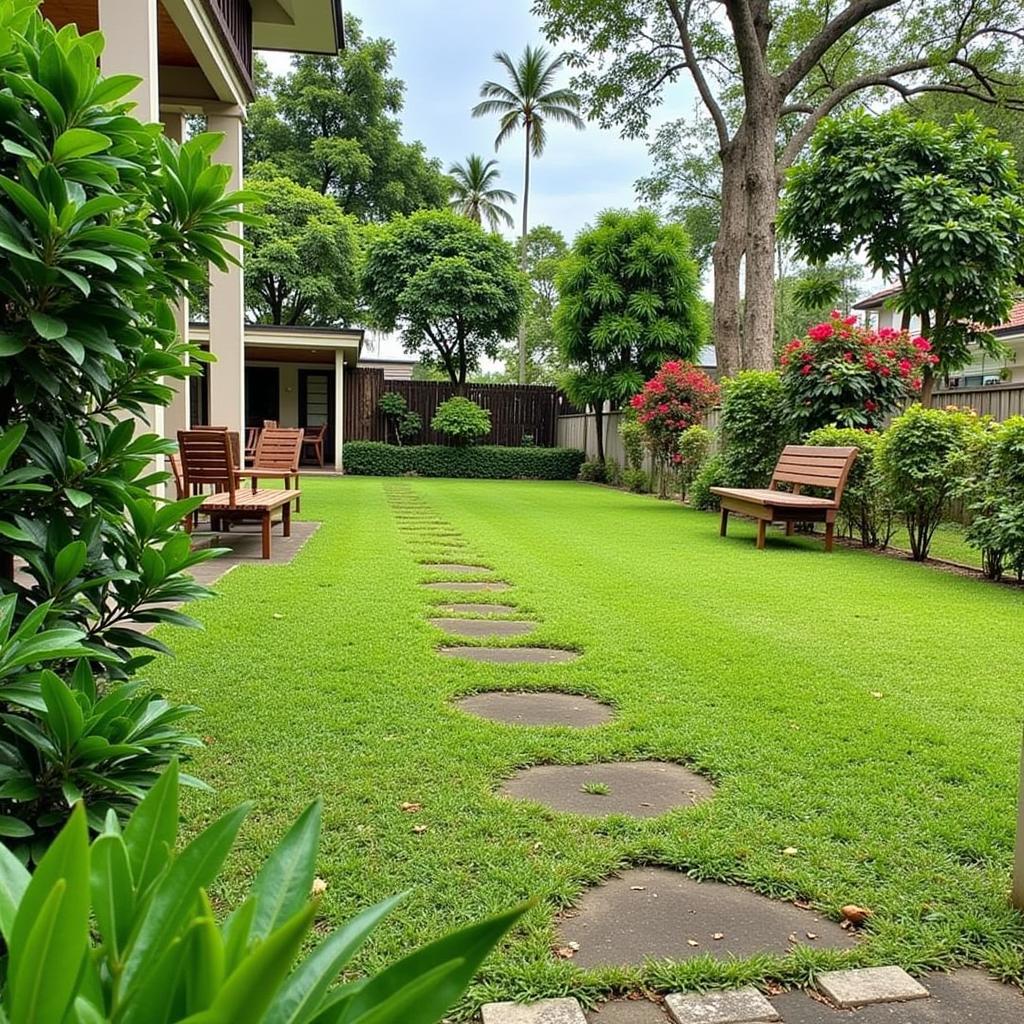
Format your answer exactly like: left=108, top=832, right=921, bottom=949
left=630, top=361, right=718, bottom=462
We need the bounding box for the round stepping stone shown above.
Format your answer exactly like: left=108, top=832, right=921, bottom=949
left=500, top=761, right=711, bottom=817
left=557, top=867, right=858, bottom=968
left=439, top=603, right=517, bottom=615
left=422, top=563, right=492, bottom=573
left=439, top=646, right=578, bottom=664
left=423, top=581, right=511, bottom=592
left=458, top=691, right=614, bottom=728
left=428, top=618, right=537, bottom=638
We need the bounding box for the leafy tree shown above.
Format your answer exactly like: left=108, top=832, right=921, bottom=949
left=775, top=258, right=864, bottom=350
left=473, top=45, right=585, bottom=382
left=554, top=209, right=707, bottom=462
left=245, top=18, right=447, bottom=220
left=781, top=111, right=1024, bottom=401
left=362, top=211, right=525, bottom=384
left=535, top=0, right=1024, bottom=376
left=447, top=154, right=516, bottom=231
left=245, top=172, right=360, bottom=326
left=502, top=224, right=568, bottom=382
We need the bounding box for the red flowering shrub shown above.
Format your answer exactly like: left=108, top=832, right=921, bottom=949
left=630, top=361, right=719, bottom=496
left=780, top=311, right=936, bottom=431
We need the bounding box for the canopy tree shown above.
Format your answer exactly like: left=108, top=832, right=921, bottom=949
left=535, top=0, right=1024, bottom=376
left=245, top=16, right=447, bottom=221
left=515, top=225, right=569, bottom=382
left=245, top=173, right=361, bottom=326
left=554, top=209, right=707, bottom=463
left=362, top=210, right=525, bottom=384
left=473, top=45, right=585, bottom=382
left=781, top=110, right=1024, bottom=401
left=447, top=154, right=517, bottom=231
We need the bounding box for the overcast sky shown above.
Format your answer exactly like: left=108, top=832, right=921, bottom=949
left=261, top=1, right=696, bottom=247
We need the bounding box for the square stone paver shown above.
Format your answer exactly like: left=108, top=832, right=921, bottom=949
left=665, top=988, right=779, bottom=1024
left=817, top=966, right=929, bottom=1008
left=481, top=997, right=587, bottom=1024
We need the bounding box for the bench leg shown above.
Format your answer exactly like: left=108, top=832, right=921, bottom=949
left=719, top=508, right=729, bottom=537
left=785, top=520, right=795, bottom=536
left=825, top=520, right=834, bottom=553
left=261, top=512, right=271, bottom=559
left=294, top=474, right=300, bottom=514
left=283, top=500, right=292, bottom=538
left=756, top=519, right=766, bottom=550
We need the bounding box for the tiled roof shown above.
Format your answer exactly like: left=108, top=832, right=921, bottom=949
left=854, top=287, right=1024, bottom=334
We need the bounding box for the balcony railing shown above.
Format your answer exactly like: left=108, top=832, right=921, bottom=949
left=206, top=0, right=253, bottom=90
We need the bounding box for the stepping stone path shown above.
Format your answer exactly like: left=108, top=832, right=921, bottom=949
left=440, top=603, right=518, bottom=614
left=457, top=691, right=614, bottom=727
left=557, top=866, right=856, bottom=968
left=422, top=562, right=493, bottom=573
left=482, top=999, right=587, bottom=1024
left=422, top=581, right=511, bottom=592
left=499, top=761, right=712, bottom=817
left=489, top=969, right=1024, bottom=1024
left=428, top=618, right=538, bottom=638
left=439, top=646, right=579, bottom=664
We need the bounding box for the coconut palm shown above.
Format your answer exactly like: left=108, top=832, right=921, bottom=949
left=447, top=154, right=516, bottom=231
left=473, top=45, right=584, bottom=382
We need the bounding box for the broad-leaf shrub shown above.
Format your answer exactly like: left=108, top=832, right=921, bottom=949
left=960, top=416, right=1024, bottom=579
left=0, top=763, right=525, bottom=1024
left=630, top=361, right=718, bottom=497
left=677, top=425, right=713, bottom=503
left=343, top=442, right=585, bottom=479
left=878, top=405, right=984, bottom=560
left=805, top=426, right=896, bottom=547
left=618, top=413, right=645, bottom=472
left=0, top=6, right=249, bottom=855
left=688, top=453, right=727, bottom=510
left=780, top=312, right=935, bottom=431
left=719, top=371, right=792, bottom=486
left=378, top=392, right=422, bottom=445
left=430, top=397, right=492, bottom=445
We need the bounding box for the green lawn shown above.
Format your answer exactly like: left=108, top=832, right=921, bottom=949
left=149, top=477, right=1024, bottom=1013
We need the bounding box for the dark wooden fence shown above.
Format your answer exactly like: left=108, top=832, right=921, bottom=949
left=931, top=383, right=1024, bottom=420
left=343, top=369, right=562, bottom=447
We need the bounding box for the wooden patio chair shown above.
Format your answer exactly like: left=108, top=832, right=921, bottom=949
left=244, top=427, right=259, bottom=466
left=168, top=452, right=186, bottom=502
left=711, top=445, right=858, bottom=552
left=178, top=430, right=300, bottom=559
left=239, top=427, right=304, bottom=512
left=301, top=423, right=327, bottom=467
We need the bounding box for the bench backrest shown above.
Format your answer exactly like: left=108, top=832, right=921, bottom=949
left=178, top=429, right=237, bottom=504
left=770, top=445, right=857, bottom=505
left=254, top=427, right=304, bottom=472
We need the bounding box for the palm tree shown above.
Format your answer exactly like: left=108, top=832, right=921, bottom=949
left=447, top=155, right=516, bottom=232
left=473, top=45, right=584, bottom=382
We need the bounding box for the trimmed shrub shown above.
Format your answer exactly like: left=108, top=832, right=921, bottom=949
left=719, top=371, right=792, bottom=487
left=805, top=426, right=896, bottom=547
left=578, top=457, right=622, bottom=484
left=344, top=442, right=585, bottom=479
left=677, top=425, right=713, bottom=502
left=618, top=413, right=645, bottom=472
left=430, top=396, right=491, bottom=445
left=878, top=404, right=986, bottom=560
left=623, top=467, right=651, bottom=493
left=689, top=453, right=727, bottom=510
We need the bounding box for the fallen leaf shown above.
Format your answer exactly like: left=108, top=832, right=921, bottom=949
left=841, top=904, right=873, bottom=926
left=806, top=931, right=818, bottom=940
left=311, top=877, right=328, bottom=897
left=788, top=933, right=798, bottom=943
left=793, top=898, right=812, bottom=910
left=712, top=932, right=725, bottom=940
left=553, top=946, right=576, bottom=959
left=272, top=613, right=284, bottom=620
left=687, top=939, right=700, bottom=947
left=782, top=846, right=799, bottom=856
left=630, top=886, right=647, bottom=891
left=400, top=802, right=422, bottom=813
left=870, top=691, right=884, bottom=699
left=411, top=824, right=429, bottom=834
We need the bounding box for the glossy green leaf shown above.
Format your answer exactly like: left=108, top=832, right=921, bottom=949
left=122, top=758, right=179, bottom=897
left=0, top=839, right=30, bottom=942
left=90, top=831, right=134, bottom=960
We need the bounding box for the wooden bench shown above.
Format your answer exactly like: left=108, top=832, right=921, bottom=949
left=178, top=430, right=300, bottom=559
left=711, top=445, right=857, bottom=552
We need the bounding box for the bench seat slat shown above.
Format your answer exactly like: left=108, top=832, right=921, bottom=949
left=710, top=487, right=835, bottom=508
left=201, top=489, right=300, bottom=512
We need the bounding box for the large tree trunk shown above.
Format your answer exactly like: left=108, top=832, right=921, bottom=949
left=517, top=121, right=532, bottom=384
left=712, top=139, right=747, bottom=379
left=741, top=111, right=779, bottom=370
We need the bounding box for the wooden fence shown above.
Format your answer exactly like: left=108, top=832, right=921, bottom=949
left=343, top=369, right=563, bottom=447
left=931, top=383, right=1024, bottom=420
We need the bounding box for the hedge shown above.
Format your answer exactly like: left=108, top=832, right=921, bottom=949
left=342, top=442, right=586, bottom=480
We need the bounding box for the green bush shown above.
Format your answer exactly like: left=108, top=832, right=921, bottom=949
left=0, top=762, right=524, bottom=1024
left=618, top=414, right=645, bottom=472
left=378, top=392, right=422, bottom=445
left=689, top=453, right=727, bottom=510
left=430, top=397, right=491, bottom=445
left=805, top=426, right=896, bottom=548
left=343, top=442, right=585, bottom=479
left=878, top=404, right=985, bottom=560
left=677, top=425, right=713, bottom=502
left=719, top=371, right=792, bottom=486
left=0, top=8, right=247, bottom=858
left=622, top=467, right=651, bottom=493
left=960, top=416, right=1024, bottom=579
left=578, top=458, right=622, bottom=484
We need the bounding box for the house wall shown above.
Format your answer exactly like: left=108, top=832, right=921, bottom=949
left=244, top=359, right=334, bottom=427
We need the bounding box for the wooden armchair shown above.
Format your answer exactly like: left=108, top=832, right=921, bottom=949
left=239, top=427, right=304, bottom=512
left=301, top=423, right=327, bottom=467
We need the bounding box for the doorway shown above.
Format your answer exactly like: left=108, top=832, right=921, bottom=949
left=298, top=369, right=336, bottom=464
left=245, top=366, right=280, bottom=427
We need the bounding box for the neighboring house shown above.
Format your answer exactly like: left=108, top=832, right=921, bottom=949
left=357, top=358, right=419, bottom=380
left=41, top=0, right=345, bottom=448
left=855, top=286, right=1024, bottom=387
